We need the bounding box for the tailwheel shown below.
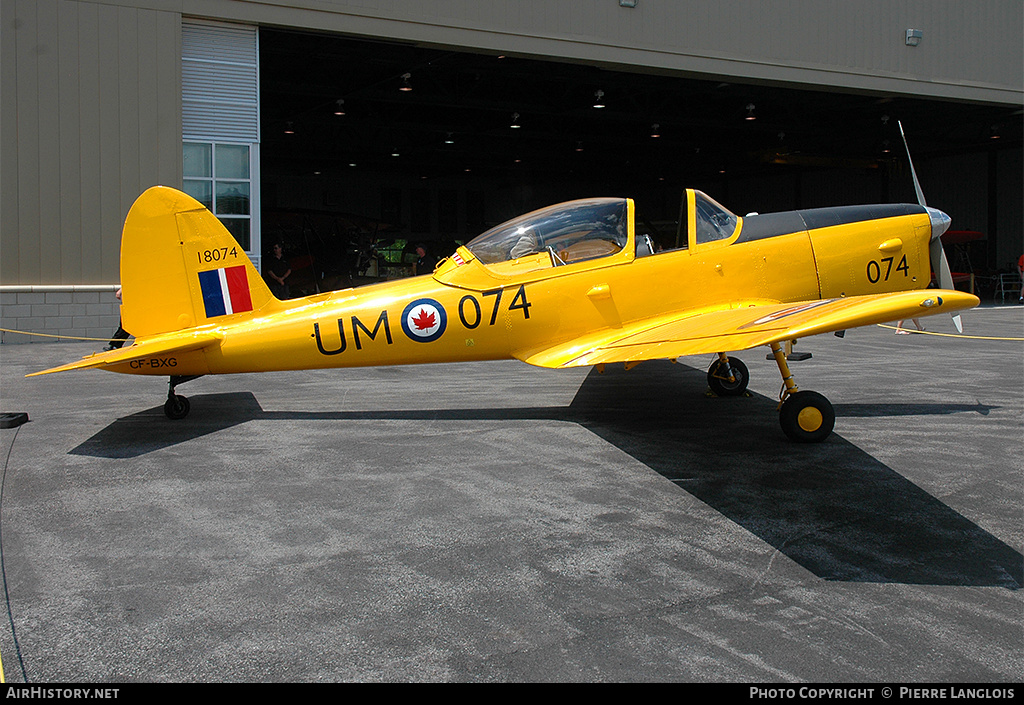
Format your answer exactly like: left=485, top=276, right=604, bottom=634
left=779, top=390, right=834, bottom=443
left=707, top=355, right=749, bottom=397
left=163, top=374, right=202, bottom=420
left=164, top=394, right=190, bottom=420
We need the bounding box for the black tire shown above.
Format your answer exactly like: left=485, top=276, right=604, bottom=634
left=779, top=390, right=834, bottom=443
left=0, top=412, right=29, bottom=429
left=707, top=357, right=749, bottom=397
left=164, top=395, right=190, bottom=420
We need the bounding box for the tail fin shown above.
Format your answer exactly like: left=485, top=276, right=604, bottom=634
left=120, top=186, right=277, bottom=337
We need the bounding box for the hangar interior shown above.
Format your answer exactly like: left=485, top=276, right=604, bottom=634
left=256, top=27, right=1022, bottom=296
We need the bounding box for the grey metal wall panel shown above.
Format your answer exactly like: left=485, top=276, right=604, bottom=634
left=1, top=0, right=181, bottom=286
left=77, top=2, right=104, bottom=284
left=58, top=5, right=83, bottom=284
left=37, top=1, right=61, bottom=288
left=0, top=1, right=16, bottom=284
left=98, top=2, right=124, bottom=284
left=157, top=12, right=184, bottom=205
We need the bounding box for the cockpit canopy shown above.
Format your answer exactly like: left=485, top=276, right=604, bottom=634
left=436, top=191, right=742, bottom=290
left=466, top=198, right=628, bottom=265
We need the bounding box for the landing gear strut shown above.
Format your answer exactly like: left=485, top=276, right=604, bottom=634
left=769, top=342, right=834, bottom=442
left=163, top=375, right=202, bottom=420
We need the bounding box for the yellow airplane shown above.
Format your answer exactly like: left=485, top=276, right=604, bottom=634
left=30, top=138, right=979, bottom=442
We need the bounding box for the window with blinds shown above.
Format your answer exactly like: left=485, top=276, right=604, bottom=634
left=182, top=21, right=260, bottom=255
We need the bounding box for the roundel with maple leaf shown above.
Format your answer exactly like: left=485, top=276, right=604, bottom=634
left=401, top=298, right=448, bottom=343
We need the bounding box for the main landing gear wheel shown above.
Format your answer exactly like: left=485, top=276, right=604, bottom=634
left=707, top=356, right=749, bottom=397
left=779, top=390, right=835, bottom=443
left=164, top=394, right=190, bottom=420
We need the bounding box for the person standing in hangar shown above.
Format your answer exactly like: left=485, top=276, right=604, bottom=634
left=266, top=243, right=292, bottom=299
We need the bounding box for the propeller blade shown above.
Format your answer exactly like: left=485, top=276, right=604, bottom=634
left=901, top=121, right=964, bottom=332
left=899, top=121, right=927, bottom=207
left=930, top=238, right=954, bottom=289
left=930, top=236, right=963, bottom=331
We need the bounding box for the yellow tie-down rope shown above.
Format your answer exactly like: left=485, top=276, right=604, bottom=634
left=0, top=328, right=126, bottom=343
left=876, top=324, right=1024, bottom=341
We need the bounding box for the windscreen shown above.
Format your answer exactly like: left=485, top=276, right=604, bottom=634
left=693, top=191, right=739, bottom=245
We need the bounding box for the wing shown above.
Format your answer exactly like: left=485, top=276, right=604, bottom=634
left=27, top=329, right=222, bottom=377
left=516, top=289, right=979, bottom=369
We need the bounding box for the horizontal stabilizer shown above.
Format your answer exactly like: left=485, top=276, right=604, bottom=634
left=27, top=329, right=222, bottom=377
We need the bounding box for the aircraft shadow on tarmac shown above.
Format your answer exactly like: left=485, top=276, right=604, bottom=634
left=71, top=361, right=1020, bottom=590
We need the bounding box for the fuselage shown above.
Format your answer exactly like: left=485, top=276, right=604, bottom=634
left=107, top=193, right=939, bottom=377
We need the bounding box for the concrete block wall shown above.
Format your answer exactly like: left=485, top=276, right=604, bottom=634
left=0, top=286, right=121, bottom=344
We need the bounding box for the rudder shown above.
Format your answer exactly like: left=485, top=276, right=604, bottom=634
left=120, top=186, right=276, bottom=338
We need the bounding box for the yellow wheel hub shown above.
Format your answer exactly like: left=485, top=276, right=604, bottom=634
left=797, top=406, right=823, bottom=432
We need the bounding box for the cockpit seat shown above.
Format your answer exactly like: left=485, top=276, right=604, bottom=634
left=558, top=239, right=621, bottom=263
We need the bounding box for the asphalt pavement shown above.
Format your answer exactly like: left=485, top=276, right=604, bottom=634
left=0, top=305, right=1020, bottom=682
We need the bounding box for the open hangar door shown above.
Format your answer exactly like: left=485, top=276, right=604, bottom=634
left=257, top=27, right=1021, bottom=297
